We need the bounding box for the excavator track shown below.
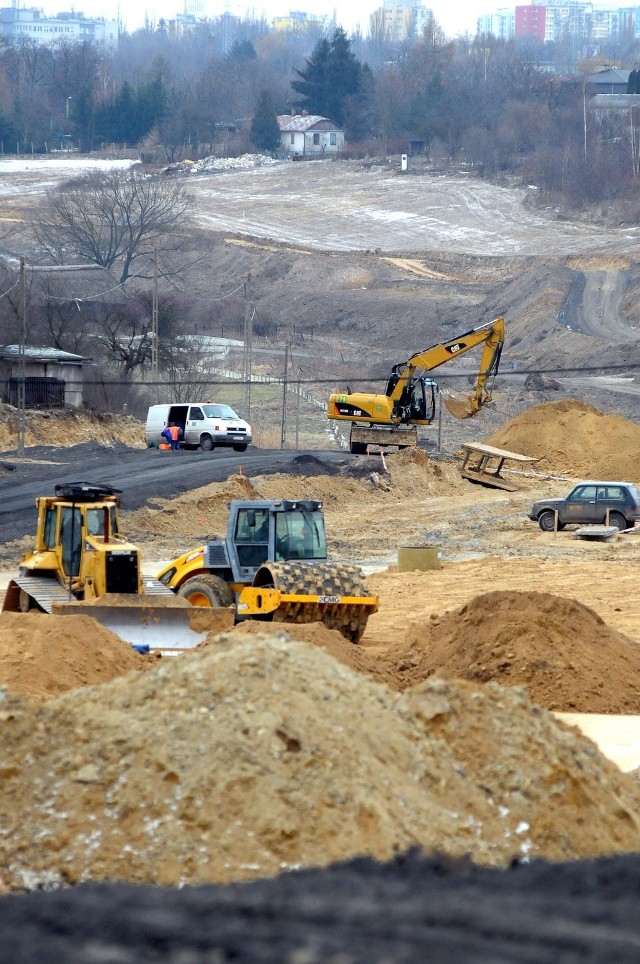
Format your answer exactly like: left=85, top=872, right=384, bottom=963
left=251, top=561, right=375, bottom=643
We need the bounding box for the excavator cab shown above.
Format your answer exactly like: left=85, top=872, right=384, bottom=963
left=393, top=376, right=437, bottom=424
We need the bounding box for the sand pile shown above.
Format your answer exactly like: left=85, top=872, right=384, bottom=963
left=1, top=631, right=640, bottom=893
left=390, top=591, right=640, bottom=713
left=0, top=608, right=235, bottom=702
left=0, top=612, right=150, bottom=701
left=486, top=399, right=640, bottom=479
left=0, top=404, right=144, bottom=453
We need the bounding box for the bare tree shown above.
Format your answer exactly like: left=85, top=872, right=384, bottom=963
left=93, top=298, right=154, bottom=375
left=32, top=170, right=192, bottom=285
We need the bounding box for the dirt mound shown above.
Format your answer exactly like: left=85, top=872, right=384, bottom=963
left=1, top=631, right=639, bottom=893
left=486, top=399, right=640, bottom=479
left=0, top=404, right=144, bottom=454
left=228, top=617, right=379, bottom=680
left=124, top=452, right=466, bottom=552
left=0, top=612, right=150, bottom=701
left=392, top=590, right=640, bottom=712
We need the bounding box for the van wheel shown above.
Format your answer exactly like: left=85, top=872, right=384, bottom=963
left=199, top=433, right=215, bottom=451
left=233, top=444, right=248, bottom=452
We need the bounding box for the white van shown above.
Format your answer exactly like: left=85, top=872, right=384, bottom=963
left=145, top=402, right=252, bottom=452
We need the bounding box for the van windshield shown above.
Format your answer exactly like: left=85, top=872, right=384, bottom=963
left=203, top=404, right=239, bottom=420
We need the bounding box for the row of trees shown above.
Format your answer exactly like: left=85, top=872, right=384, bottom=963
left=2, top=15, right=640, bottom=165
left=2, top=17, right=640, bottom=210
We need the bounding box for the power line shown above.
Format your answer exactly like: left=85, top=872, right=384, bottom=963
left=71, top=361, right=640, bottom=389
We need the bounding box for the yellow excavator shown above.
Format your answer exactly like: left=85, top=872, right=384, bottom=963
left=327, top=316, right=505, bottom=453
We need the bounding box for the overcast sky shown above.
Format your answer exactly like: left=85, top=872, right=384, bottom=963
left=38, top=0, right=485, bottom=38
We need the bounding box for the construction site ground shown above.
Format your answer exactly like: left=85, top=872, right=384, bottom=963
left=4, top=157, right=640, bottom=958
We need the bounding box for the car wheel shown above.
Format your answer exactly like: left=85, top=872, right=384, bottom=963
left=233, top=444, right=248, bottom=452
left=177, top=575, right=234, bottom=608
left=199, top=433, right=215, bottom=451
left=538, top=510, right=557, bottom=532
left=608, top=511, right=627, bottom=531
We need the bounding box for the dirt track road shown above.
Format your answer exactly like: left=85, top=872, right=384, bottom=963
left=0, top=444, right=347, bottom=546
left=558, top=269, right=640, bottom=340
left=2, top=156, right=640, bottom=258
left=190, top=163, right=640, bottom=256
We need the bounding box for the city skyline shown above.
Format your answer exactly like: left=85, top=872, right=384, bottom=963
left=22, top=0, right=486, bottom=37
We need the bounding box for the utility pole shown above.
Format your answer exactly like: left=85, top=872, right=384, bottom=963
left=242, top=272, right=253, bottom=420
left=280, top=340, right=289, bottom=449
left=17, top=256, right=26, bottom=457
left=151, top=248, right=159, bottom=374
left=295, top=374, right=301, bottom=450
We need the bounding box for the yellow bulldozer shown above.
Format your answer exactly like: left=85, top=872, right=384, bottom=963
left=1, top=482, right=209, bottom=653
left=3, top=487, right=378, bottom=649
left=156, top=498, right=378, bottom=643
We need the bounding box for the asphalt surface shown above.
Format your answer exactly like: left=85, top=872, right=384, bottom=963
left=0, top=443, right=348, bottom=544
left=3, top=851, right=640, bottom=963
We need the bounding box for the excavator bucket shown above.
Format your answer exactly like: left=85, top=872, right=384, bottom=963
left=238, top=561, right=378, bottom=643
left=443, top=392, right=477, bottom=420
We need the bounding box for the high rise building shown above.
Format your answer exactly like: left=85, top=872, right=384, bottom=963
left=374, top=0, right=434, bottom=42
left=0, top=4, right=119, bottom=47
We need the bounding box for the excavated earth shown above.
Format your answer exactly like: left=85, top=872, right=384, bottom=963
left=4, top=156, right=640, bottom=955
left=2, top=401, right=640, bottom=957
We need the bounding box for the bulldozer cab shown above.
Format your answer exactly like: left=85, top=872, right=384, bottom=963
left=25, top=483, right=142, bottom=598
left=228, top=500, right=328, bottom=574
left=234, top=506, right=271, bottom=568
left=59, top=506, right=83, bottom=578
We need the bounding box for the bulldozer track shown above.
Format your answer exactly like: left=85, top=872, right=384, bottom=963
left=254, top=561, right=373, bottom=643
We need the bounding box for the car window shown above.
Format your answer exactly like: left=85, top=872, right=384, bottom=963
left=600, top=486, right=624, bottom=500
left=189, top=407, right=204, bottom=420
left=569, top=485, right=596, bottom=501
left=203, top=404, right=238, bottom=420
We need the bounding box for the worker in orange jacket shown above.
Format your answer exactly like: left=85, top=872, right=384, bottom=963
left=162, top=422, right=183, bottom=450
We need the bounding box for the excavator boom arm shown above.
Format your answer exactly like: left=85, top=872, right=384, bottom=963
left=389, top=317, right=505, bottom=403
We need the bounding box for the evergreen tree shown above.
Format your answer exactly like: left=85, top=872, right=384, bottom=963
left=292, top=30, right=363, bottom=125
left=227, top=40, right=257, bottom=62
left=72, top=85, right=95, bottom=153
left=291, top=37, right=332, bottom=117
left=325, top=28, right=362, bottom=124
left=250, top=89, right=282, bottom=152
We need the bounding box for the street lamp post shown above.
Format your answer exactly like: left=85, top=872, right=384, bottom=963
left=66, top=96, right=72, bottom=120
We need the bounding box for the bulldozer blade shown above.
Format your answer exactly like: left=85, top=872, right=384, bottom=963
left=51, top=600, right=211, bottom=655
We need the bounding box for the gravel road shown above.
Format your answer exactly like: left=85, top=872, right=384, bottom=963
left=2, top=852, right=640, bottom=963
left=0, top=443, right=348, bottom=545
